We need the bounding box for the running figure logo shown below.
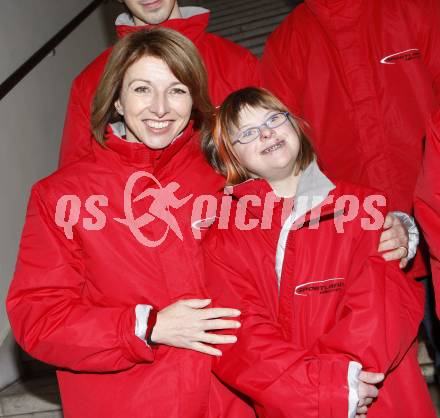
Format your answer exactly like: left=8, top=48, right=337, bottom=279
left=115, top=171, right=193, bottom=247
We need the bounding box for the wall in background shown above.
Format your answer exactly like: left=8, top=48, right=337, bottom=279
left=0, top=0, right=93, bottom=83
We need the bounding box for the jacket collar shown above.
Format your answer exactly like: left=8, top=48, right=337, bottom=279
left=227, top=161, right=338, bottom=281
left=115, top=7, right=209, bottom=45
left=306, top=0, right=365, bottom=22
left=228, top=177, right=274, bottom=202
left=230, top=160, right=335, bottom=220
left=93, top=121, right=196, bottom=172
left=290, top=159, right=336, bottom=223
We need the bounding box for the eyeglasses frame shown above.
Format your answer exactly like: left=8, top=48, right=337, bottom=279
left=231, top=111, right=291, bottom=145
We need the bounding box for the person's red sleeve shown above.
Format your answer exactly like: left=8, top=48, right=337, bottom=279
left=58, top=75, right=94, bottom=168
left=6, top=185, right=156, bottom=372
left=415, top=110, right=440, bottom=317
left=203, top=212, right=424, bottom=418
left=414, top=0, right=440, bottom=102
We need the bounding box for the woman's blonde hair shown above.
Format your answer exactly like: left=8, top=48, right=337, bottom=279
left=202, top=87, right=315, bottom=185
left=91, top=27, right=213, bottom=144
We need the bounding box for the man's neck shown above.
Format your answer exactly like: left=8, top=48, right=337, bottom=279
left=169, top=2, right=182, bottom=19
left=133, top=3, right=183, bottom=26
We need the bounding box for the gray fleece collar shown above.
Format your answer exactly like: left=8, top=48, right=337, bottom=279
left=110, top=121, right=126, bottom=139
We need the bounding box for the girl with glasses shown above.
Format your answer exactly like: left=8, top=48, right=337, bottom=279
left=200, top=87, right=432, bottom=418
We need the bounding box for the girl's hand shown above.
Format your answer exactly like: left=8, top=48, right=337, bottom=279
left=150, top=299, right=241, bottom=356
left=378, top=213, right=409, bottom=268
left=356, top=371, right=384, bottom=417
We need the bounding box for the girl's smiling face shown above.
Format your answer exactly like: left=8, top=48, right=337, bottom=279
left=231, top=105, right=301, bottom=182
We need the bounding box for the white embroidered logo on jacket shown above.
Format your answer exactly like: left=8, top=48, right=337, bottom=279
left=380, top=48, right=421, bottom=64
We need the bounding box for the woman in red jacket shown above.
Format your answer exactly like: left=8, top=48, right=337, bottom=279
left=201, top=87, right=435, bottom=418
left=6, top=29, right=255, bottom=418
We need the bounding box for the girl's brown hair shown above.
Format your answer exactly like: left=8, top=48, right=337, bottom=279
left=91, top=27, right=213, bottom=144
left=202, top=87, right=315, bottom=185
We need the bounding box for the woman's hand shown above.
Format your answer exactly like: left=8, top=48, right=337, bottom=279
left=150, top=299, right=241, bottom=356
left=355, top=371, right=384, bottom=417
left=378, top=213, right=409, bottom=268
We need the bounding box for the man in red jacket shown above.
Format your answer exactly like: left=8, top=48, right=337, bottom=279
left=415, top=110, right=440, bottom=318
left=59, top=0, right=260, bottom=167
left=261, top=0, right=440, bottom=279
left=261, top=0, right=440, bottom=413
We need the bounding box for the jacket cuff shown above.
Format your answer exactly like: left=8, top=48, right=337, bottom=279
left=347, top=362, right=362, bottom=418
left=135, top=304, right=160, bottom=347
left=391, top=211, right=419, bottom=260
left=146, top=306, right=158, bottom=345
left=120, top=306, right=156, bottom=364
left=135, top=304, right=150, bottom=342
left=318, top=360, right=353, bottom=417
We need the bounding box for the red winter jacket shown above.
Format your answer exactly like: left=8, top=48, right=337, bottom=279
left=415, top=110, right=440, bottom=317
left=203, top=161, right=433, bottom=418
left=7, top=123, right=255, bottom=418
left=261, top=0, right=440, bottom=215
left=59, top=7, right=260, bottom=167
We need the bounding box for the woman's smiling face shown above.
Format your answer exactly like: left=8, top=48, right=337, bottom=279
left=231, top=105, right=301, bottom=182
left=115, top=55, right=193, bottom=149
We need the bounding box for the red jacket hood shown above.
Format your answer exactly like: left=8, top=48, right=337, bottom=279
left=115, top=7, right=209, bottom=45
